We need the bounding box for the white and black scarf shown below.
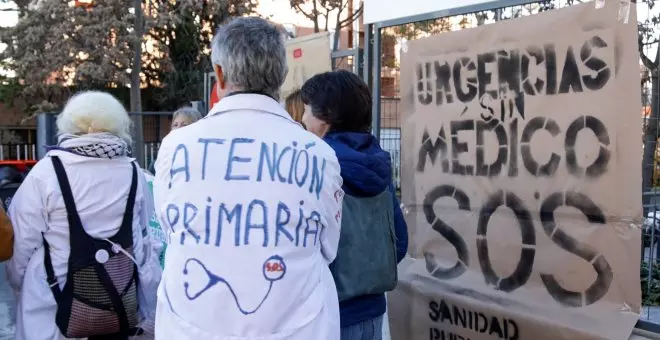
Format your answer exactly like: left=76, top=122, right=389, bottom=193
left=48, top=133, right=130, bottom=159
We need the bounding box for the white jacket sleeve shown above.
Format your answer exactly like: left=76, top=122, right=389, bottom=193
left=6, top=171, right=48, bottom=293
left=319, top=155, right=343, bottom=265
left=133, top=169, right=162, bottom=333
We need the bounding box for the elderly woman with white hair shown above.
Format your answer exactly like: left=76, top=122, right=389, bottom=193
left=7, top=91, right=161, bottom=340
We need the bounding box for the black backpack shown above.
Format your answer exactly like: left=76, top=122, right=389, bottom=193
left=43, top=156, right=141, bottom=338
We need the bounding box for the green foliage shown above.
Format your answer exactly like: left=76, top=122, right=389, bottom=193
left=0, top=0, right=258, bottom=113
left=642, top=261, right=660, bottom=306
left=0, top=76, right=23, bottom=108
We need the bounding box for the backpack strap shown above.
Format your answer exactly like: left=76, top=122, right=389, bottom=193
left=113, top=161, right=138, bottom=246
left=50, top=156, right=86, bottom=238
left=43, top=236, right=62, bottom=303
left=44, top=155, right=87, bottom=304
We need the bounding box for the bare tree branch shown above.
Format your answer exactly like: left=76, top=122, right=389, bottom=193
left=292, top=3, right=316, bottom=20
left=640, top=33, right=656, bottom=70
left=339, top=2, right=363, bottom=27
left=324, top=7, right=331, bottom=31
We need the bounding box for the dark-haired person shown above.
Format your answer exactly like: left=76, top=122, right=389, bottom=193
left=301, top=70, right=408, bottom=340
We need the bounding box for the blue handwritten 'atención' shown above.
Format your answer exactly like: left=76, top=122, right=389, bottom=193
left=169, top=138, right=327, bottom=200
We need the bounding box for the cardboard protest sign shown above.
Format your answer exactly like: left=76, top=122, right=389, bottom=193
left=281, top=32, right=332, bottom=98
left=390, top=1, right=642, bottom=340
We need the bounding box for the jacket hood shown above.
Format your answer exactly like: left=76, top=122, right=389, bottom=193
left=323, top=132, right=392, bottom=197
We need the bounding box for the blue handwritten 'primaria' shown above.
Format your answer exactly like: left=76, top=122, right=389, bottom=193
left=168, top=138, right=327, bottom=200
left=167, top=198, right=324, bottom=248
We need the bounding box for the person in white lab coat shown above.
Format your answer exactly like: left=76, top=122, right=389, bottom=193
left=153, top=17, right=344, bottom=340
left=6, top=91, right=162, bottom=340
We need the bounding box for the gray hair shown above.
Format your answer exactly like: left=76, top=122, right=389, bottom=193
left=172, top=107, right=202, bottom=124
left=211, top=17, right=288, bottom=100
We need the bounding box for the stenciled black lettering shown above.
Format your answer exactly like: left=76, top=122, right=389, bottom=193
left=476, top=120, right=508, bottom=177
left=488, top=316, right=504, bottom=339
left=451, top=120, right=475, bottom=176
left=475, top=313, right=488, bottom=333
left=454, top=57, right=478, bottom=103
left=417, top=62, right=433, bottom=105
left=565, top=115, right=610, bottom=178
left=558, top=46, right=584, bottom=94
left=417, top=128, right=450, bottom=173
left=497, top=49, right=521, bottom=94
left=539, top=191, right=613, bottom=307
left=438, top=299, right=453, bottom=325
left=580, top=36, right=611, bottom=91
left=435, top=61, right=454, bottom=105
left=497, top=49, right=525, bottom=120
left=520, top=117, right=561, bottom=177
left=430, top=328, right=441, bottom=340
left=453, top=305, right=467, bottom=329
left=480, top=96, right=496, bottom=122
left=423, top=185, right=470, bottom=279
left=429, top=300, right=440, bottom=321
left=544, top=44, right=558, bottom=95
left=477, top=190, right=535, bottom=292
left=521, top=46, right=545, bottom=96
left=477, top=52, right=498, bottom=100
left=506, top=319, right=519, bottom=340
left=508, top=119, right=519, bottom=177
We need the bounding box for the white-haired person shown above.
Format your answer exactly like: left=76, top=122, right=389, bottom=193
left=6, top=91, right=162, bottom=340
left=153, top=17, right=343, bottom=339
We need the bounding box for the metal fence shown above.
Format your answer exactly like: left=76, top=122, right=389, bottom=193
left=371, top=0, right=660, bottom=330
left=0, top=144, right=36, bottom=161
left=331, top=48, right=364, bottom=75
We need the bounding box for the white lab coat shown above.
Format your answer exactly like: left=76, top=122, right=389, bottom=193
left=153, top=93, right=344, bottom=340
left=6, top=151, right=162, bottom=340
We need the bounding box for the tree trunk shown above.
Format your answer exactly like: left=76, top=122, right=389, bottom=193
left=312, top=1, right=320, bottom=32
left=130, top=0, right=144, bottom=166
left=333, top=8, right=342, bottom=52
left=347, top=0, right=353, bottom=48
left=643, top=69, right=659, bottom=215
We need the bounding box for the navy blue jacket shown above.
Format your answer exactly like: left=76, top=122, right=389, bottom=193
left=324, top=132, right=408, bottom=328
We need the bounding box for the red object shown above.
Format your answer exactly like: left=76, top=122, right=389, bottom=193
left=0, top=160, right=37, bottom=173
left=293, top=48, right=303, bottom=59
left=74, top=0, right=94, bottom=8
left=209, top=81, right=220, bottom=109
left=265, top=262, right=284, bottom=272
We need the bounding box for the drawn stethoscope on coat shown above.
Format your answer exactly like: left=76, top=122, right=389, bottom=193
left=183, top=255, right=287, bottom=315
